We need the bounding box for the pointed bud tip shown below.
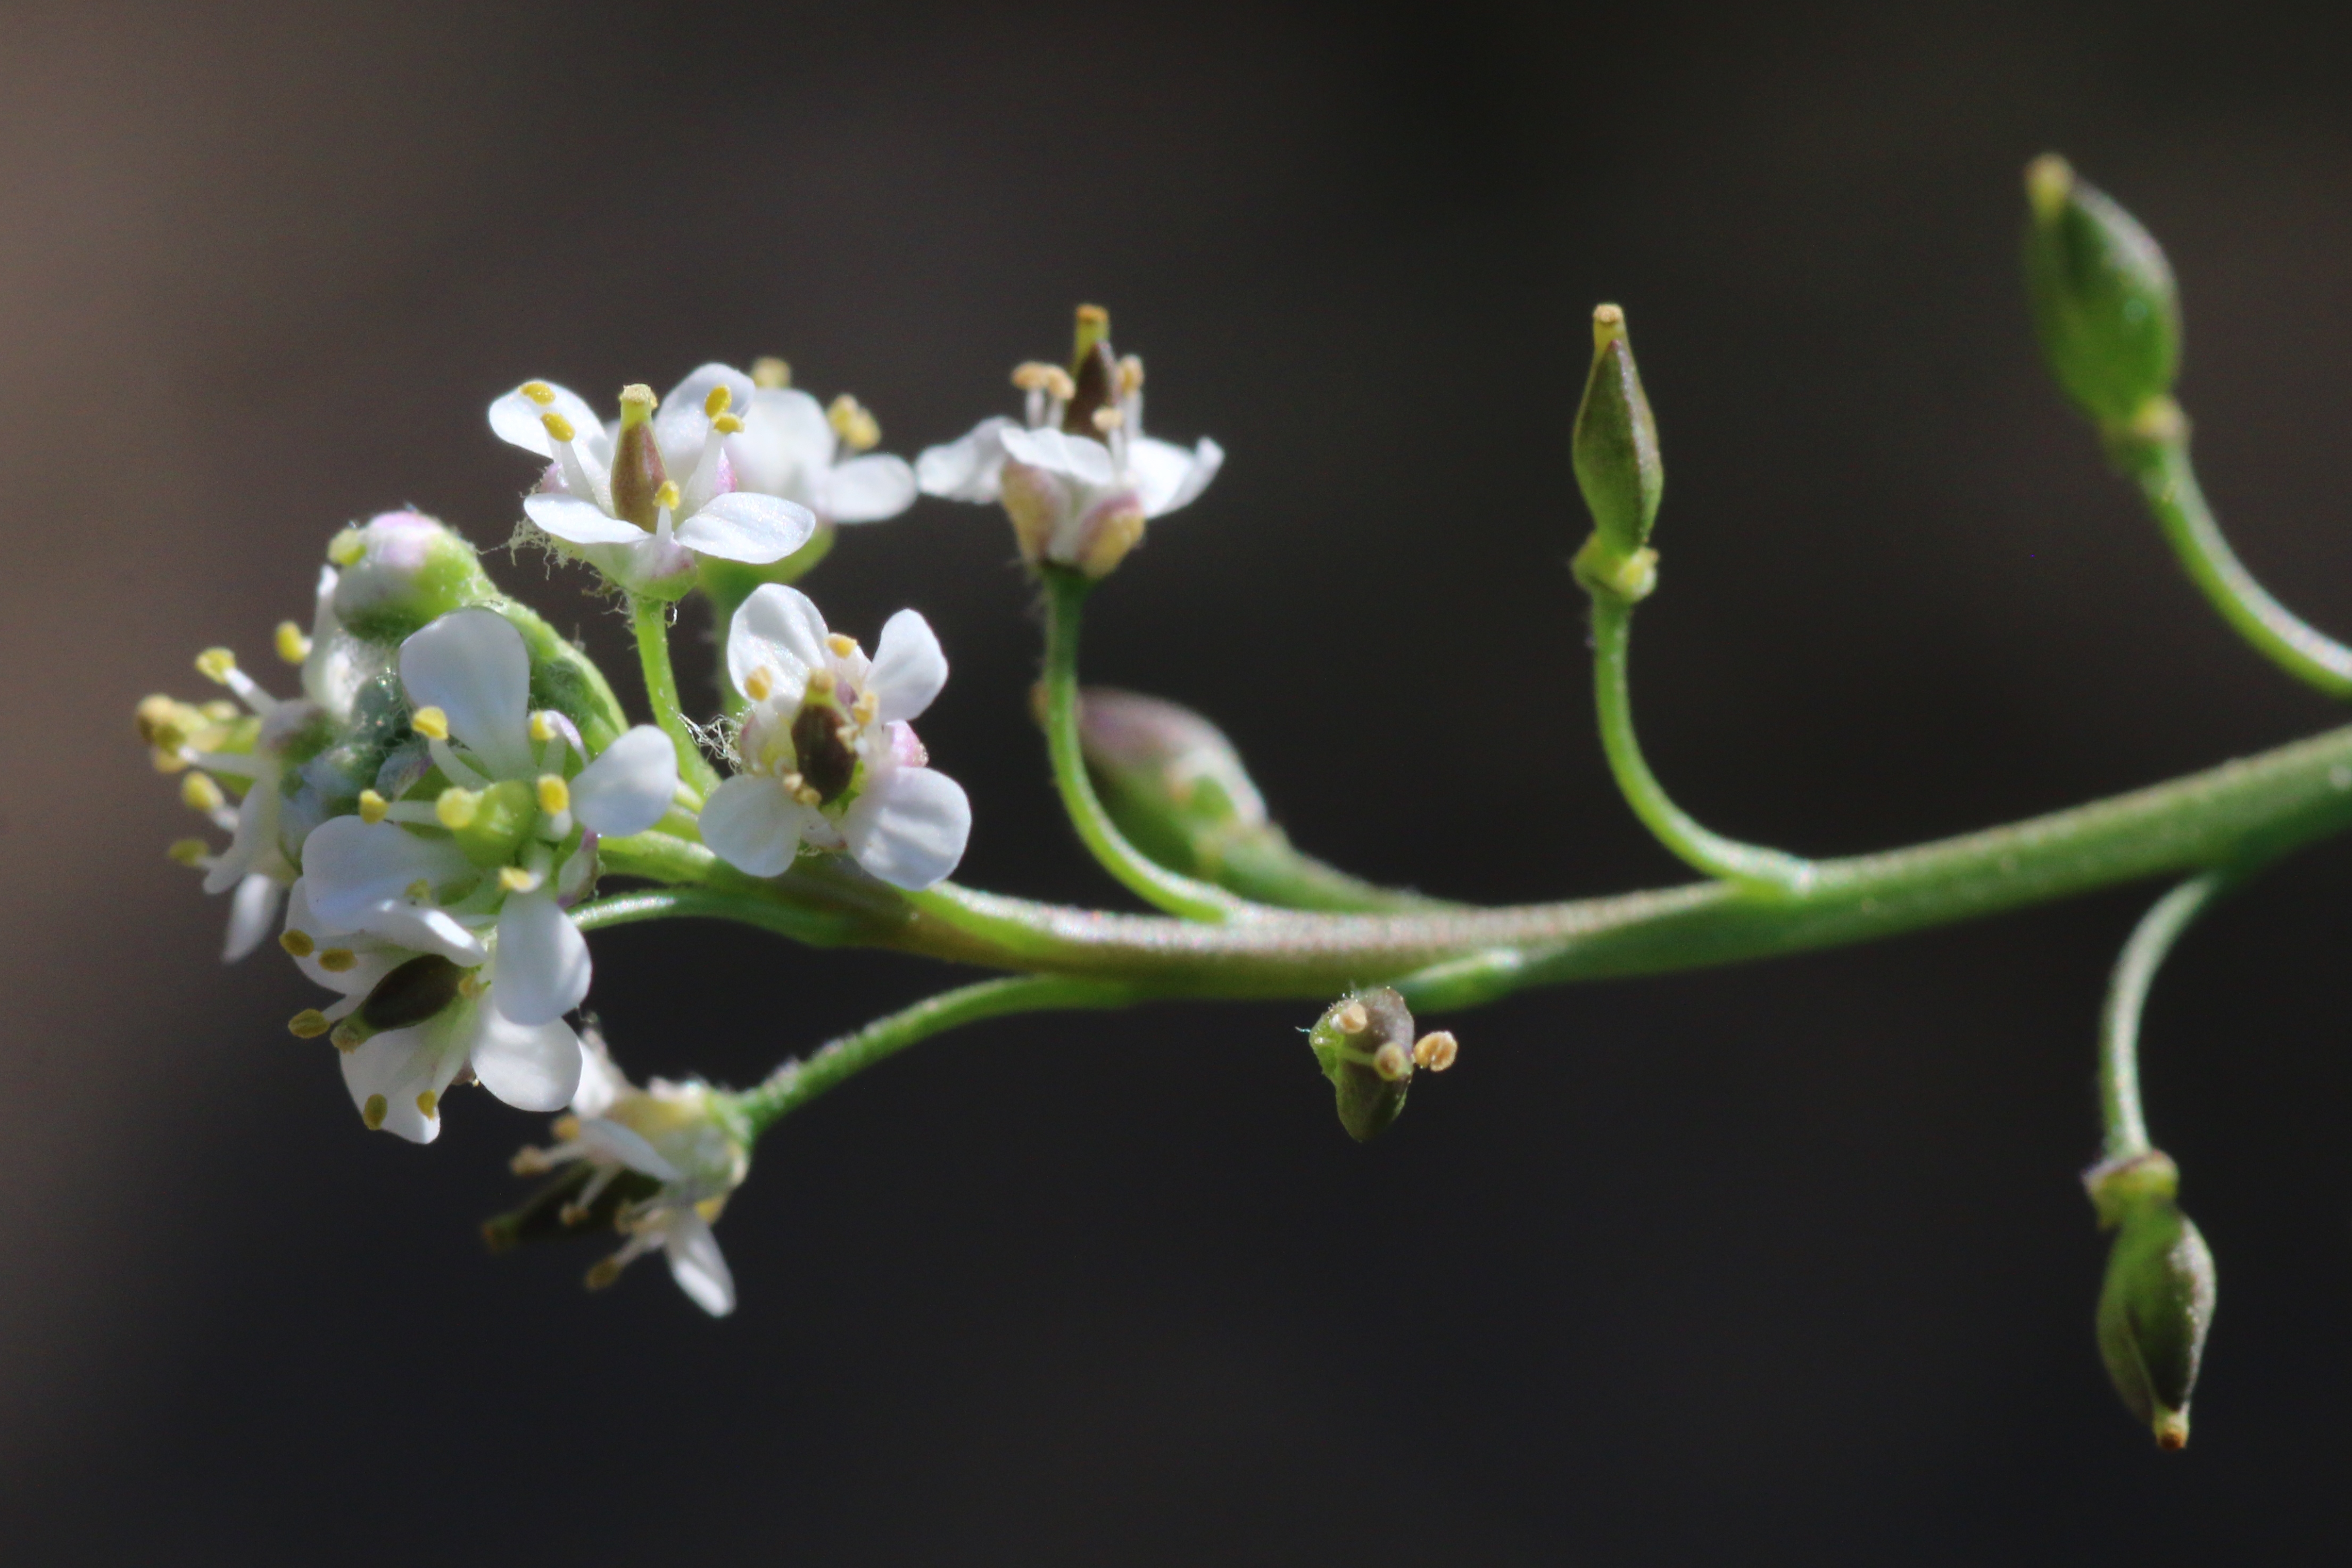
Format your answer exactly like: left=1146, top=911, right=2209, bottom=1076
left=2025, top=153, right=2075, bottom=224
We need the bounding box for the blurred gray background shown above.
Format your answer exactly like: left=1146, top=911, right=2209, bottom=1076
left=6, top=0, right=2352, bottom=1561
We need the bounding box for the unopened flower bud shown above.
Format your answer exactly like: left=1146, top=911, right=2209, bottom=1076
left=1308, top=986, right=1418, bottom=1141
left=1572, top=304, right=1664, bottom=563
left=1073, top=687, right=1269, bottom=875
left=329, top=511, right=496, bottom=644
left=2023, top=154, right=2181, bottom=432
left=2085, top=1149, right=2214, bottom=1449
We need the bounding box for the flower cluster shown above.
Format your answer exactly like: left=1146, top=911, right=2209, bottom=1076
left=143, top=316, right=1212, bottom=1311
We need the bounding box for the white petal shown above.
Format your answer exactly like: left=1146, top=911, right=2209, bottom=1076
left=570, top=726, right=678, bottom=837
left=698, top=775, right=806, bottom=877
left=576, top=1118, right=683, bottom=1182
left=654, top=363, right=758, bottom=467
left=571, top=1035, right=626, bottom=1117
left=840, top=766, right=970, bottom=890
left=730, top=387, right=835, bottom=499
left=726, top=583, right=829, bottom=700
left=821, top=454, right=918, bottom=523
left=468, top=1007, right=583, bottom=1113
left=1000, top=425, right=1117, bottom=486
left=494, top=892, right=592, bottom=1026
left=489, top=381, right=604, bottom=459
left=360, top=902, right=489, bottom=966
left=662, top=1210, right=737, bottom=1316
left=341, top=1016, right=470, bottom=1144
left=203, top=777, right=276, bottom=893
left=915, top=417, right=1015, bottom=502
left=222, top=873, right=283, bottom=962
left=524, top=492, right=649, bottom=547
left=301, top=818, right=470, bottom=932
left=1128, top=434, right=1224, bottom=517
left=867, top=609, right=947, bottom=724
left=400, top=609, right=534, bottom=777
left=674, top=492, right=815, bottom=565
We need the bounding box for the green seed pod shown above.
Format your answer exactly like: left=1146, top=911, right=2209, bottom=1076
left=1571, top=304, right=1664, bottom=560
left=328, top=511, right=497, bottom=644
left=1308, top=988, right=1417, bottom=1142
left=356, top=953, right=468, bottom=1035
left=2023, top=154, right=2181, bottom=431
left=2087, top=1150, right=2214, bottom=1449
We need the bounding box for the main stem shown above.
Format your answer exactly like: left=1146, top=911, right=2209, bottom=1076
left=1587, top=592, right=1816, bottom=894
left=628, top=593, right=722, bottom=798
left=2098, top=872, right=2229, bottom=1161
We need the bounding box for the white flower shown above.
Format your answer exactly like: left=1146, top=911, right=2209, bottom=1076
left=489, top=378, right=816, bottom=598
left=699, top=584, right=971, bottom=891
left=511, top=1032, right=750, bottom=1315
left=279, top=880, right=581, bottom=1143
left=657, top=361, right=917, bottom=527
left=916, top=314, right=1221, bottom=576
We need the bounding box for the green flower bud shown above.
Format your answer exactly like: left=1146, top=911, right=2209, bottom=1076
left=2023, top=154, right=2181, bottom=431
left=2086, top=1150, right=2214, bottom=1449
left=328, top=511, right=497, bottom=644
left=1073, top=687, right=1268, bottom=872
left=1572, top=304, right=1664, bottom=561
left=1308, top=988, right=1417, bottom=1142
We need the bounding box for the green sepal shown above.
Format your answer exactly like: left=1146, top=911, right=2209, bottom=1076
left=1308, top=987, right=1415, bottom=1142
left=2023, top=154, right=2181, bottom=431
left=331, top=515, right=500, bottom=644
left=1572, top=306, right=1664, bottom=557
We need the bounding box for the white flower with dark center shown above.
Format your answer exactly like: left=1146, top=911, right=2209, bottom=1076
left=699, top=584, right=970, bottom=890
left=511, top=1033, right=749, bottom=1315
left=916, top=307, right=1221, bottom=576
left=297, top=609, right=677, bottom=1100
left=657, top=360, right=917, bottom=527
left=278, top=880, right=579, bottom=1143
left=488, top=379, right=815, bottom=598
left=143, top=567, right=366, bottom=960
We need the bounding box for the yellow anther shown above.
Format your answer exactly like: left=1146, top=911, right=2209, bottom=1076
left=1332, top=1000, right=1370, bottom=1035
left=827, top=394, right=880, bottom=452
left=833, top=722, right=857, bottom=748
left=435, top=786, right=481, bottom=829
left=167, top=838, right=209, bottom=867
left=851, top=690, right=880, bottom=725
left=327, top=527, right=367, bottom=566
left=135, top=694, right=184, bottom=746
left=416, top=1090, right=438, bottom=1119
left=362, top=1093, right=388, bottom=1130
left=1372, top=1042, right=1411, bottom=1082
left=779, top=770, right=805, bottom=792
left=1012, top=361, right=1055, bottom=392
left=279, top=929, right=316, bottom=959
left=287, top=1008, right=332, bottom=1039
left=521, top=380, right=557, bottom=405
left=703, top=384, right=733, bottom=419
left=274, top=621, right=311, bottom=664
left=497, top=866, right=540, bottom=893
left=540, top=410, right=577, bottom=444
left=536, top=774, right=570, bottom=814
left=584, top=1257, right=624, bottom=1291
left=330, top=1022, right=363, bottom=1053
left=712, top=412, right=744, bottom=435
left=357, top=789, right=389, bottom=824
left=180, top=771, right=226, bottom=814
left=410, top=706, right=449, bottom=740
left=1411, top=1030, right=1460, bottom=1072
left=195, top=648, right=237, bottom=683
left=826, top=633, right=858, bottom=658
left=617, top=383, right=657, bottom=428
left=552, top=1115, right=582, bottom=1141
left=404, top=878, right=432, bottom=900
left=807, top=667, right=837, bottom=696
left=742, top=667, right=773, bottom=702
left=653, top=480, right=681, bottom=511
left=559, top=1201, right=591, bottom=1227
left=201, top=700, right=238, bottom=722
left=751, top=356, right=791, bottom=389
left=530, top=710, right=560, bottom=742
left=318, top=948, right=357, bottom=973
left=510, top=1147, right=553, bottom=1176
left=1118, top=353, right=1145, bottom=396
left=458, top=972, right=486, bottom=999
left=791, top=783, right=821, bottom=807
left=1091, top=405, right=1125, bottom=433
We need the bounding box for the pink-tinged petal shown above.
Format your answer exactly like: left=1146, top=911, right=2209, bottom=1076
left=673, top=492, right=815, bottom=564
left=524, top=493, right=648, bottom=546
left=698, top=775, right=806, bottom=877
left=822, top=453, right=918, bottom=523
left=468, top=1007, right=583, bottom=1113
left=999, top=425, right=1117, bottom=486
left=494, top=891, right=591, bottom=1026
left=489, top=381, right=604, bottom=459
left=301, top=818, right=470, bottom=932
left=662, top=1210, right=737, bottom=1316
left=1128, top=434, right=1224, bottom=517
left=915, top=416, right=1016, bottom=502
left=726, top=583, right=829, bottom=701
left=867, top=609, right=948, bottom=724
left=570, top=726, right=678, bottom=837
left=840, top=766, right=970, bottom=890
left=399, top=609, right=534, bottom=776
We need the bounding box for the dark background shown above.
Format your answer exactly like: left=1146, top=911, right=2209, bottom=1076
left=6, top=0, right=2352, bottom=1560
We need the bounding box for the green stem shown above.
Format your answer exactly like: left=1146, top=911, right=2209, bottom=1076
left=2124, top=413, right=2352, bottom=699
left=1588, top=592, right=1816, bottom=894
left=733, top=975, right=1148, bottom=1136
left=1040, top=569, right=1256, bottom=922
left=2098, top=871, right=2230, bottom=1162
left=628, top=593, right=722, bottom=798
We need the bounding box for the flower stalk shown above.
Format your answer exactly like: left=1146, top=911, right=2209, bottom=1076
left=629, top=593, right=720, bottom=799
